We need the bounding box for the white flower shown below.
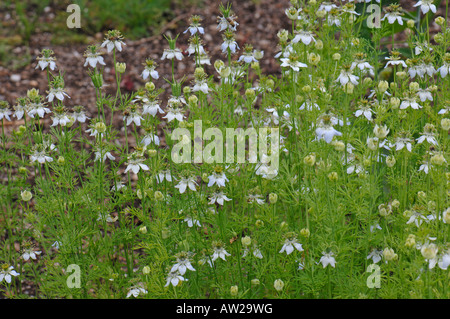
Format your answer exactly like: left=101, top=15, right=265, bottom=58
left=0, top=265, right=20, bottom=283
left=384, top=56, right=407, bottom=68
left=367, top=249, right=383, bottom=264
left=208, top=192, right=231, bottom=206
left=336, top=69, right=359, bottom=86
left=51, top=113, right=71, bottom=127
left=142, top=101, right=164, bottom=117
left=13, top=102, right=26, bottom=120
left=124, top=111, right=143, bottom=127
left=279, top=237, right=303, bottom=255
left=170, top=253, right=196, bottom=275
left=174, top=176, right=198, bottom=193
left=414, top=0, right=436, bottom=14
left=280, top=55, right=307, bottom=72
left=156, top=170, right=172, bottom=183
left=161, top=48, right=183, bottom=60
left=28, top=103, right=51, bottom=118
left=416, top=132, right=438, bottom=146
left=437, top=63, right=450, bottom=78
left=382, top=12, right=403, bottom=25
left=438, top=253, right=450, bottom=270
left=416, top=88, right=433, bottom=102
left=391, top=137, right=413, bottom=152
left=165, top=270, right=186, bottom=287
left=315, top=125, right=342, bottom=143
left=94, top=150, right=115, bottom=162
left=318, top=2, right=337, bottom=12
left=22, top=249, right=42, bottom=261
left=208, top=171, right=228, bottom=188
left=351, top=60, right=375, bottom=76
left=400, top=96, right=422, bottom=110
left=192, top=79, right=209, bottom=94
left=211, top=246, right=231, bottom=262
left=183, top=215, right=201, bottom=228
left=30, top=150, right=53, bottom=164
left=124, top=156, right=149, bottom=175
left=221, top=38, right=239, bottom=54
left=406, top=211, right=429, bottom=227
left=246, top=194, right=265, bottom=205
left=36, top=58, right=56, bottom=71
left=292, top=30, right=315, bottom=45
left=141, top=67, right=159, bottom=80
left=163, top=108, right=185, bottom=122
left=319, top=252, right=336, bottom=268
left=184, top=25, right=204, bottom=36
left=101, top=39, right=125, bottom=53
left=73, top=110, right=89, bottom=123
left=419, top=161, right=430, bottom=174
left=0, top=107, right=12, bottom=121
left=142, top=133, right=160, bottom=146
left=126, top=285, right=148, bottom=298
left=354, top=106, right=374, bottom=121
left=84, top=52, right=105, bottom=68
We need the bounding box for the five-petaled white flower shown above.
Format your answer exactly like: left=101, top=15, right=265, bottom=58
left=319, top=252, right=336, bottom=268
left=124, top=154, right=149, bottom=175
left=208, top=191, right=231, bottom=206
left=126, top=285, right=148, bottom=298
left=21, top=249, right=42, bottom=261
left=0, top=264, right=20, bottom=283
left=165, top=270, right=187, bottom=287
left=174, top=176, right=198, bottom=193
left=414, top=0, right=436, bottom=14
left=279, top=236, right=303, bottom=255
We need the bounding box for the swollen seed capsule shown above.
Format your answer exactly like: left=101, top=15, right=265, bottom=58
left=274, top=279, right=284, bottom=292
left=241, top=236, right=251, bottom=247
left=142, top=266, right=151, bottom=275
left=139, top=226, right=147, bottom=234
left=441, top=118, right=450, bottom=131
left=269, top=193, right=278, bottom=204
left=154, top=191, right=164, bottom=201
left=57, top=156, right=65, bottom=164
left=230, top=286, right=238, bottom=296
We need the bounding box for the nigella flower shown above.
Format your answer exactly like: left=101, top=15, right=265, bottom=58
left=184, top=15, right=204, bottom=35
left=143, top=101, right=164, bottom=117
left=30, top=145, right=53, bottom=164
left=174, top=176, right=198, bottom=193
left=382, top=4, right=404, bottom=25
left=315, top=114, right=343, bottom=144
left=221, top=30, right=240, bottom=54
left=94, top=145, right=115, bottom=162
left=367, top=249, right=383, bottom=264
left=406, top=210, right=429, bottom=227
left=163, top=107, right=185, bottom=122
left=299, top=99, right=320, bottom=111
left=327, top=9, right=341, bottom=27
left=124, top=152, right=149, bottom=175
left=318, top=2, right=337, bottom=12
left=186, top=35, right=206, bottom=57
left=0, top=102, right=12, bottom=121
left=72, top=105, right=89, bottom=123
left=141, top=58, right=159, bottom=80
left=50, top=111, right=71, bottom=127
left=416, top=123, right=438, bottom=146
left=319, top=252, right=336, bottom=268
left=36, top=49, right=56, bottom=71
left=27, top=102, right=51, bottom=119
left=156, top=170, right=172, bottom=183
left=414, top=0, right=436, bottom=14
left=124, top=108, right=143, bottom=127
left=438, top=252, right=450, bottom=270
left=192, top=78, right=209, bottom=94
left=47, top=87, right=70, bottom=103
left=419, top=160, right=430, bottom=174
left=211, top=241, right=231, bottom=262
left=246, top=193, right=265, bottom=205
left=161, top=47, right=183, bottom=60
left=83, top=45, right=105, bottom=68
left=0, top=264, right=20, bottom=283
left=279, top=233, right=303, bottom=255
left=141, top=133, right=160, bottom=146
left=391, top=136, right=414, bottom=152
left=292, top=30, right=316, bottom=45
left=384, top=51, right=407, bottom=68
left=280, top=53, right=307, bottom=72
left=208, top=167, right=229, bottom=187
left=416, top=88, right=433, bottom=102
left=351, top=54, right=375, bottom=77
left=101, top=30, right=126, bottom=53
left=183, top=214, right=201, bottom=228
left=437, top=54, right=450, bottom=78
left=126, top=285, right=148, bottom=298
left=13, top=98, right=27, bottom=120
left=354, top=102, right=374, bottom=121
left=335, top=66, right=359, bottom=86
left=208, top=191, right=231, bottom=206
left=21, top=247, right=42, bottom=261
left=400, top=95, right=422, bottom=110
left=217, top=4, right=238, bottom=31
left=165, top=270, right=187, bottom=287
left=438, top=104, right=449, bottom=115
left=171, top=251, right=196, bottom=275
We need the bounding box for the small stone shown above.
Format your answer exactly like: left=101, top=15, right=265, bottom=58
left=11, top=74, right=21, bottom=82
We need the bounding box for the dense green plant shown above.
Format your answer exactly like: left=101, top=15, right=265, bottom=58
left=0, top=1, right=449, bottom=299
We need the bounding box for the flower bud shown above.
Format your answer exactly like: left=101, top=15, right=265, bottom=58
left=378, top=80, right=389, bottom=93
left=115, top=62, right=126, bottom=73
left=441, top=118, right=450, bottom=131
left=230, top=285, right=239, bottom=296
left=95, top=121, right=107, bottom=133
left=328, top=171, right=338, bottom=182
left=145, top=82, right=155, bottom=91
left=142, top=266, right=151, bottom=274
left=300, top=228, right=310, bottom=238
left=390, top=97, right=400, bottom=109
left=57, top=156, right=65, bottom=164
left=139, top=226, right=147, bottom=234
left=269, top=193, right=278, bottom=204
left=303, top=154, right=316, bottom=166
left=407, top=19, right=415, bottom=29
left=405, top=234, right=416, bottom=248
left=435, top=16, right=445, bottom=26
left=21, top=190, right=32, bottom=202
left=314, top=39, right=323, bottom=50
left=274, top=279, right=284, bottom=291
left=154, top=191, right=164, bottom=201
left=251, top=278, right=260, bottom=286
left=430, top=154, right=445, bottom=166
left=383, top=248, right=398, bottom=261
left=386, top=155, right=396, bottom=167
left=421, top=243, right=438, bottom=260
left=332, top=53, right=341, bottom=61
